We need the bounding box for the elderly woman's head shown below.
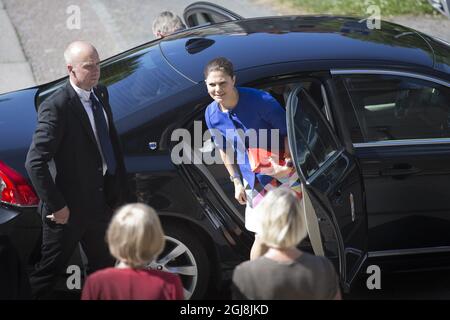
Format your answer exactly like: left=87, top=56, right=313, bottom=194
left=204, top=57, right=237, bottom=108
left=152, top=11, right=186, bottom=38
left=107, top=203, right=165, bottom=268
left=256, top=187, right=307, bottom=249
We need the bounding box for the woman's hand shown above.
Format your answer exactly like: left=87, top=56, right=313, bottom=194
left=268, top=157, right=294, bottom=179
left=234, top=180, right=247, bottom=205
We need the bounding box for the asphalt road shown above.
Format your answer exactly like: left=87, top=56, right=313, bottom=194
left=3, top=0, right=276, bottom=84
left=5, top=0, right=450, bottom=85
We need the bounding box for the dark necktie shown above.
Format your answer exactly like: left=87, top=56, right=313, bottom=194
left=89, top=92, right=117, bottom=175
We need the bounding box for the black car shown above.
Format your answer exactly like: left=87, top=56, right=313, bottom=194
left=1, top=2, right=450, bottom=299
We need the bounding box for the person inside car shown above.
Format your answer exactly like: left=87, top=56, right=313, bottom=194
left=152, top=11, right=186, bottom=38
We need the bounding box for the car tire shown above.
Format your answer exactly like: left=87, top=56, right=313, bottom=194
left=155, top=222, right=210, bottom=300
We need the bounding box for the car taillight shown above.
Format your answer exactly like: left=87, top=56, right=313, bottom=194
left=0, top=160, right=39, bottom=206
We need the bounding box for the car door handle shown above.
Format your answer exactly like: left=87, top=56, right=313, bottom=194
left=380, top=164, right=421, bottom=176
left=350, top=193, right=355, bottom=222
left=185, top=38, right=215, bottom=54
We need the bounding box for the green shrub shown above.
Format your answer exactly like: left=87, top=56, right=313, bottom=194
left=283, top=0, right=436, bottom=16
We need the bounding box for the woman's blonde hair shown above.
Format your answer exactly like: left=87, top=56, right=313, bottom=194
left=256, top=187, right=307, bottom=249
left=107, top=203, right=165, bottom=268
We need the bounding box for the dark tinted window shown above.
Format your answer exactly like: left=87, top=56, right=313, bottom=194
left=291, top=88, right=338, bottom=178
left=341, top=74, right=450, bottom=142
left=36, top=45, right=193, bottom=121
left=101, top=47, right=192, bottom=121
left=186, top=12, right=227, bottom=26
left=425, top=36, right=450, bottom=74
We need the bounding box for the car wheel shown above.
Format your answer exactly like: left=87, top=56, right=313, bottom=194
left=147, top=223, right=210, bottom=300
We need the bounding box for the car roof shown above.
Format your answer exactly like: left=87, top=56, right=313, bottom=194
left=159, top=16, right=435, bottom=82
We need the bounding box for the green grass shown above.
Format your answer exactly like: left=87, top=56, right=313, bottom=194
left=282, top=0, right=436, bottom=16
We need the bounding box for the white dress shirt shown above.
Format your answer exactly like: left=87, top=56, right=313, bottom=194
left=70, top=80, right=109, bottom=175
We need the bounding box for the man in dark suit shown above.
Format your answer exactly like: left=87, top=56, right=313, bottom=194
left=25, top=41, right=127, bottom=299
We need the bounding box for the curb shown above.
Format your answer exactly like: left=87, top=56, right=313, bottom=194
left=0, top=0, right=36, bottom=94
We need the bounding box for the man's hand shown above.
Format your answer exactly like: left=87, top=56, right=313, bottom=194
left=234, top=181, right=247, bottom=205
left=47, top=206, right=70, bottom=224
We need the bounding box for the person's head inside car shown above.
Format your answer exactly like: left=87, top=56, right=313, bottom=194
left=152, top=11, right=186, bottom=38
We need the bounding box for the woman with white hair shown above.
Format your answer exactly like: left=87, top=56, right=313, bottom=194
left=231, top=188, right=341, bottom=300
left=81, top=203, right=183, bottom=300
left=152, top=11, right=186, bottom=38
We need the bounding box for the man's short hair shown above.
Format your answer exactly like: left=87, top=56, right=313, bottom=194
left=152, top=11, right=186, bottom=37
left=256, top=187, right=307, bottom=249
left=107, top=203, right=165, bottom=268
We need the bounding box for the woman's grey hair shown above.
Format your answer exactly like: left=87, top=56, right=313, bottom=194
left=107, top=203, right=165, bottom=268
left=152, top=11, right=186, bottom=37
left=256, top=187, right=307, bottom=249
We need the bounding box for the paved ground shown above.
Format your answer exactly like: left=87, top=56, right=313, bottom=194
left=3, top=0, right=449, bottom=89
left=263, top=0, right=450, bottom=43
left=389, top=14, right=450, bottom=42
left=0, top=0, right=35, bottom=93
left=2, top=0, right=276, bottom=86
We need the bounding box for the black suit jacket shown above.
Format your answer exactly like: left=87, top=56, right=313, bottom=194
left=25, top=81, right=127, bottom=223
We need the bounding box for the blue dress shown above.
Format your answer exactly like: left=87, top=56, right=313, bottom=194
left=204, top=87, right=287, bottom=190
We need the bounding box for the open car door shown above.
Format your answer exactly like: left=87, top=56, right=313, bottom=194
left=183, top=1, right=243, bottom=28
left=286, top=86, right=368, bottom=291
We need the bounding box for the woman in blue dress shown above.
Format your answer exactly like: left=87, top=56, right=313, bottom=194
left=204, top=57, right=300, bottom=260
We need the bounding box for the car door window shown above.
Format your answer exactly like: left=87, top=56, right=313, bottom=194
left=36, top=45, right=192, bottom=124
left=186, top=11, right=228, bottom=26
left=102, top=48, right=192, bottom=122
left=289, top=87, right=339, bottom=179
left=339, top=74, right=450, bottom=143
left=183, top=2, right=243, bottom=28
left=263, top=80, right=332, bottom=125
